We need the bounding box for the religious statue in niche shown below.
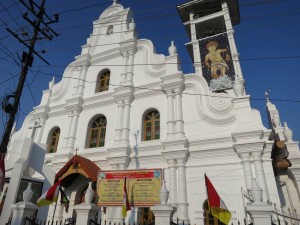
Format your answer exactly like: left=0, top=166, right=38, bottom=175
left=200, top=33, right=235, bottom=92
left=205, top=41, right=231, bottom=78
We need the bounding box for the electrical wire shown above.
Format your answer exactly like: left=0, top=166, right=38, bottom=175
left=0, top=1, right=30, bottom=38
left=0, top=0, right=297, bottom=52
left=24, top=80, right=37, bottom=106
left=0, top=0, right=290, bottom=31
left=0, top=1, right=298, bottom=100
left=0, top=2, right=18, bottom=14
left=0, top=0, right=281, bottom=29
left=27, top=69, right=300, bottom=104
left=27, top=55, right=300, bottom=69
left=0, top=74, right=20, bottom=86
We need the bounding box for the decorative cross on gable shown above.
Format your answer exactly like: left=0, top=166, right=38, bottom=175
left=74, top=147, right=79, bottom=155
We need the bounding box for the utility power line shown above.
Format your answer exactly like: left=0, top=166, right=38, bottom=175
left=0, top=0, right=59, bottom=154
left=26, top=55, right=300, bottom=69
left=18, top=69, right=300, bottom=104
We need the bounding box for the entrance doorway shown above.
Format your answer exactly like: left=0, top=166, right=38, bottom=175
left=203, top=200, right=225, bottom=225
left=140, top=207, right=154, bottom=225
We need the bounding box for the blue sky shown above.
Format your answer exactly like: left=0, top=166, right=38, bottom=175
left=0, top=0, right=300, bottom=144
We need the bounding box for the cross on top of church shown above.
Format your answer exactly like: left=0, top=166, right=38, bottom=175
left=113, top=0, right=118, bottom=5
left=74, top=147, right=79, bottom=155
left=28, top=121, right=41, bottom=139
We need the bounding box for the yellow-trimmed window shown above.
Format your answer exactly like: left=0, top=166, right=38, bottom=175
left=48, top=128, right=60, bottom=153
left=89, top=116, right=107, bottom=148
left=97, top=70, right=110, bottom=92
left=143, top=110, right=160, bottom=141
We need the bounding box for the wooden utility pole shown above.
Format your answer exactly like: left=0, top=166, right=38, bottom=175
left=0, top=0, right=59, bottom=154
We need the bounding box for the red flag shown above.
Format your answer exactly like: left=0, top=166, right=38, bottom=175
left=122, top=177, right=131, bottom=217
left=205, top=174, right=231, bottom=224
left=0, top=154, right=5, bottom=192
left=37, top=180, right=61, bottom=206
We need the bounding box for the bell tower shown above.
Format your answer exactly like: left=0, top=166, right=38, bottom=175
left=177, top=0, right=243, bottom=92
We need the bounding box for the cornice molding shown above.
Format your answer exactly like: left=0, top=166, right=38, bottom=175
left=64, top=96, right=84, bottom=112
left=90, top=49, right=121, bottom=65
left=231, top=129, right=265, bottom=143
left=82, top=91, right=115, bottom=110
left=74, top=53, right=91, bottom=66
left=48, top=104, right=66, bottom=118
left=31, top=105, right=50, bottom=119
left=133, top=81, right=163, bottom=99
left=138, top=139, right=163, bottom=152
left=112, top=86, right=134, bottom=101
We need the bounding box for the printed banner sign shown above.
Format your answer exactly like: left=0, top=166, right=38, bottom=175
left=199, top=33, right=235, bottom=92
left=97, top=169, right=162, bottom=206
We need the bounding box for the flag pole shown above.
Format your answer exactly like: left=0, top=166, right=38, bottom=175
left=204, top=173, right=211, bottom=213
left=51, top=194, right=59, bottom=225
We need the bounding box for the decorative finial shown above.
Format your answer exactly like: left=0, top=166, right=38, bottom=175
left=168, top=40, right=177, bottom=55
left=113, top=0, right=117, bottom=5
left=49, top=77, right=55, bottom=90
left=23, top=183, right=33, bottom=203
left=265, top=92, right=269, bottom=102
left=159, top=180, right=169, bottom=204
left=265, top=88, right=272, bottom=103
left=129, top=18, right=135, bottom=30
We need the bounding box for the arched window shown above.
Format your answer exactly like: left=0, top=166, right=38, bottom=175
left=143, top=110, right=160, bottom=141
left=47, top=128, right=60, bottom=153
left=89, top=116, right=107, bottom=148
left=107, top=25, right=113, bottom=34
left=203, top=200, right=225, bottom=225
left=97, top=70, right=110, bottom=92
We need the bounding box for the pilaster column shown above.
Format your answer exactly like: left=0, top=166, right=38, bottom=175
left=121, top=51, right=129, bottom=83
left=151, top=205, right=174, bottom=225
left=67, top=109, right=80, bottom=153
left=74, top=204, right=99, bottom=225
left=177, top=158, right=189, bottom=223
left=63, top=111, right=74, bottom=150
left=252, top=152, right=270, bottom=201
left=126, top=49, right=135, bottom=85
left=240, top=152, right=253, bottom=190
left=247, top=203, right=274, bottom=225
left=73, top=66, right=82, bottom=95
left=222, top=2, right=243, bottom=79
left=121, top=99, right=131, bottom=145
left=78, top=64, right=89, bottom=95
left=115, top=100, right=124, bottom=144
left=192, top=41, right=202, bottom=74
left=174, top=90, right=185, bottom=138
left=11, top=202, right=37, bottom=225
left=189, top=13, right=201, bottom=74
left=166, top=91, right=175, bottom=137
left=108, top=164, right=123, bottom=224
left=167, top=159, right=177, bottom=205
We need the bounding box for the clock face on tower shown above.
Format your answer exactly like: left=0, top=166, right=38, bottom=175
left=200, top=33, right=236, bottom=92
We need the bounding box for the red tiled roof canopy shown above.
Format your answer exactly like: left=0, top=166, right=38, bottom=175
left=55, top=155, right=100, bottom=183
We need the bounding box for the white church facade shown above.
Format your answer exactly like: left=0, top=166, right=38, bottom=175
left=1, top=0, right=300, bottom=225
